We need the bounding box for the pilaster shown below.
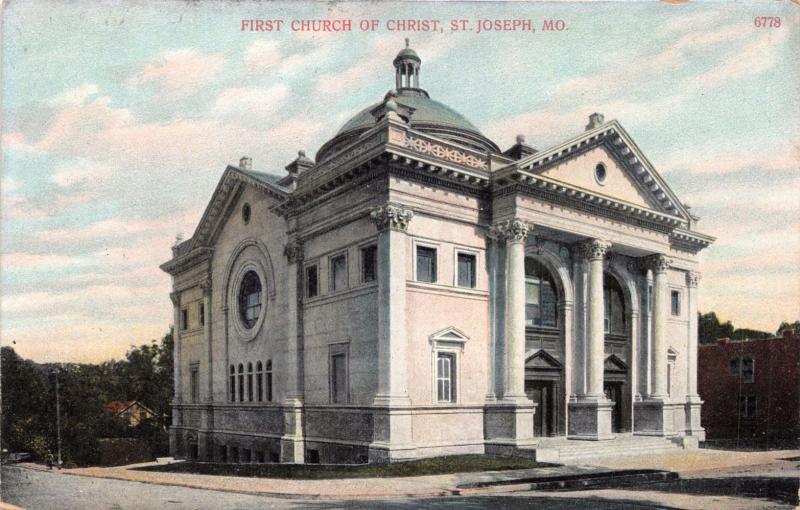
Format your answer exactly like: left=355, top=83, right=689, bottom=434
left=169, top=290, right=182, bottom=457
left=684, top=271, right=705, bottom=440
left=280, top=235, right=305, bottom=463
left=368, top=203, right=415, bottom=462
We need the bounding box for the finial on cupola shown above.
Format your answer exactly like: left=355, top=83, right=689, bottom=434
left=586, top=113, right=605, bottom=131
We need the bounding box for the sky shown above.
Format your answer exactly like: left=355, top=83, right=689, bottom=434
left=2, top=1, right=798, bottom=363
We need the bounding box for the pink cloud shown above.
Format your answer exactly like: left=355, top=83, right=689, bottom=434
left=129, top=48, right=225, bottom=99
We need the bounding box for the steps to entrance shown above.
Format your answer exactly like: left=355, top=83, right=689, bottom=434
left=524, top=434, right=683, bottom=463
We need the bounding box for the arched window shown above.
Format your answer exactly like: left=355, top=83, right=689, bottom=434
left=237, top=363, right=244, bottom=403
left=256, top=361, right=263, bottom=402
left=266, top=360, right=273, bottom=402
left=229, top=364, right=236, bottom=402
left=525, top=258, right=558, bottom=328
left=247, top=362, right=254, bottom=402
left=604, top=274, right=626, bottom=336
left=238, top=271, right=262, bottom=329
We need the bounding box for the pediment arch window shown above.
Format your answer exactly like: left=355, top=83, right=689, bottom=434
left=525, top=258, right=558, bottom=328
left=604, top=274, right=626, bottom=337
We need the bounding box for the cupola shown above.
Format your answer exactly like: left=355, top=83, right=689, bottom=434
left=393, top=38, right=422, bottom=91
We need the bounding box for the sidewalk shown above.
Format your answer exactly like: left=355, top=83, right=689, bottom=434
left=16, top=447, right=800, bottom=500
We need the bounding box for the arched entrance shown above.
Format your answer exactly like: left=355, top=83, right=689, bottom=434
left=603, top=273, right=631, bottom=433
left=523, top=256, right=566, bottom=436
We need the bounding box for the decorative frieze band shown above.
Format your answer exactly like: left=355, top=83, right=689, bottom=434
left=578, top=238, right=612, bottom=261
left=686, top=271, right=701, bottom=287
left=284, top=239, right=304, bottom=264
left=489, top=218, right=530, bottom=243
left=370, top=203, right=414, bottom=232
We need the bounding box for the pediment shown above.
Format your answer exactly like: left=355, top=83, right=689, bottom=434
left=189, top=166, right=289, bottom=250
left=604, top=354, right=627, bottom=372
left=525, top=349, right=562, bottom=369
left=430, top=326, right=469, bottom=343
left=512, top=120, right=690, bottom=221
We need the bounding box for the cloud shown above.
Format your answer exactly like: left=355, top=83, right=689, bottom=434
left=51, top=159, right=113, bottom=188
left=211, top=84, right=290, bottom=120
left=3, top=252, right=89, bottom=269
left=129, top=48, right=225, bottom=99
left=48, top=83, right=99, bottom=106
left=244, top=40, right=281, bottom=71
left=660, top=142, right=799, bottom=176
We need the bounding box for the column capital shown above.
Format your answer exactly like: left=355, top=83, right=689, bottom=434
left=578, top=238, right=612, bottom=262
left=644, top=253, right=672, bottom=274
left=284, top=239, right=304, bottom=264
left=686, top=271, right=701, bottom=287
left=169, top=291, right=180, bottom=306
left=200, top=278, right=212, bottom=296
left=491, top=218, right=530, bottom=243
left=370, top=203, right=414, bottom=232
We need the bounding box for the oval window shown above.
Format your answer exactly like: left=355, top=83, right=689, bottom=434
left=595, top=163, right=607, bottom=184
left=242, top=203, right=251, bottom=224
left=238, top=271, right=262, bottom=329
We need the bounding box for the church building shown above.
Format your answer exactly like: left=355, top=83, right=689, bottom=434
left=161, top=43, right=714, bottom=464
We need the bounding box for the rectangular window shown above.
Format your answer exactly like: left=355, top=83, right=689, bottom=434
left=526, top=278, right=541, bottom=326
left=181, top=309, right=188, bottom=330
left=671, top=290, right=681, bottom=316
left=738, top=395, right=757, bottom=418
left=457, top=252, right=476, bottom=288
left=199, top=304, right=205, bottom=326
left=229, top=366, right=236, bottom=402
left=361, top=245, right=377, bottom=283
left=247, top=365, right=254, bottom=402
left=266, top=361, right=273, bottom=402
left=330, top=254, right=348, bottom=292
left=416, top=246, right=437, bottom=283
left=190, top=366, right=199, bottom=403
left=238, top=368, right=244, bottom=403
left=306, top=265, right=318, bottom=298
left=436, top=353, right=455, bottom=403
left=741, top=357, right=754, bottom=383
left=331, top=353, right=347, bottom=404
left=256, top=364, right=263, bottom=402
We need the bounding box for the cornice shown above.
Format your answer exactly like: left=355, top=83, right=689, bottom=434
left=160, top=247, right=214, bottom=276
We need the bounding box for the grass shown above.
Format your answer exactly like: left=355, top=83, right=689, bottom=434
left=135, top=454, right=553, bottom=479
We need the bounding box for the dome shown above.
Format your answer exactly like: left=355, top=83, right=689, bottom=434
left=316, top=42, right=499, bottom=162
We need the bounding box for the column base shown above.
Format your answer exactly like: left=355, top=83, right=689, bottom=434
left=634, top=398, right=680, bottom=436
left=168, top=427, right=179, bottom=458
left=280, top=398, right=305, bottom=463
left=484, top=399, right=537, bottom=450
left=369, top=395, right=415, bottom=463
left=568, top=398, right=615, bottom=440
left=684, top=397, right=705, bottom=441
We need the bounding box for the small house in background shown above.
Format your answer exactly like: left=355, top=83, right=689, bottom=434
left=698, top=331, right=800, bottom=447
left=104, top=400, right=156, bottom=427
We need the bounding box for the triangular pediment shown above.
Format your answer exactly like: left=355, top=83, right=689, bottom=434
left=512, top=120, right=690, bottom=221
left=189, top=166, right=289, bottom=250
left=604, top=354, right=627, bottom=372
left=430, top=326, right=469, bottom=342
left=525, top=349, right=562, bottom=369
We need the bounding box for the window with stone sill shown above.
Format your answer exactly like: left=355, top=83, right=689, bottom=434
left=199, top=303, right=205, bottom=326
left=671, top=290, right=681, bottom=316
left=329, top=348, right=348, bottom=404
left=436, top=352, right=456, bottom=403
left=416, top=246, right=437, bottom=283
left=525, top=258, right=558, bottom=328
left=305, top=264, right=319, bottom=298
left=456, top=252, right=476, bottom=289
left=181, top=308, right=188, bottom=331
left=190, top=364, right=200, bottom=403
left=330, top=253, right=348, bottom=292
left=361, top=245, right=377, bottom=283
left=738, top=395, right=757, bottom=418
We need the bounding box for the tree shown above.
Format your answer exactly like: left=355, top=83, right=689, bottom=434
left=699, top=312, right=734, bottom=344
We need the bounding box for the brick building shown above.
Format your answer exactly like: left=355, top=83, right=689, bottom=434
left=698, top=332, right=800, bottom=446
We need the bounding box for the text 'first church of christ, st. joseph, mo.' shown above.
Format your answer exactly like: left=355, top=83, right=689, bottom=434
left=161, top=42, right=714, bottom=464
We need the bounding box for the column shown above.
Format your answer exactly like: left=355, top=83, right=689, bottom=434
left=199, top=278, right=214, bottom=461
left=649, top=254, right=671, bottom=399
left=568, top=239, right=614, bottom=440
left=169, top=291, right=182, bottom=457
left=583, top=239, right=611, bottom=399
left=369, top=203, right=414, bottom=462
left=483, top=219, right=536, bottom=453
left=503, top=219, right=530, bottom=401
left=281, top=238, right=305, bottom=463
left=485, top=234, right=499, bottom=402
left=634, top=254, right=675, bottom=437
left=685, top=271, right=704, bottom=441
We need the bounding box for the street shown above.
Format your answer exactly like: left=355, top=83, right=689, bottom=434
left=3, top=462, right=798, bottom=510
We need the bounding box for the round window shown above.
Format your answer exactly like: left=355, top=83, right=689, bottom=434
left=242, top=203, right=251, bottom=224
left=238, top=270, right=262, bottom=329
left=595, top=163, right=607, bottom=184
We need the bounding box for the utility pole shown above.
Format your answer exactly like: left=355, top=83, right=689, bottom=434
left=54, top=368, right=63, bottom=468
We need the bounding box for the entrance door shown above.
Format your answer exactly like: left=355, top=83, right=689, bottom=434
left=603, top=382, right=624, bottom=433
left=525, top=380, right=555, bottom=437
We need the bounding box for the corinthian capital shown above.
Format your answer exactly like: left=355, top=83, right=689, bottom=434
left=686, top=271, right=701, bottom=287
left=370, top=203, right=414, bottom=232
left=579, top=238, right=612, bottom=261
left=491, top=218, right=530, bottom=243
left=284, top=239, right=303, bottom=264
left=200, top=278, right=212, bottom=296
left=644, top=254, right=672, bottom=274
